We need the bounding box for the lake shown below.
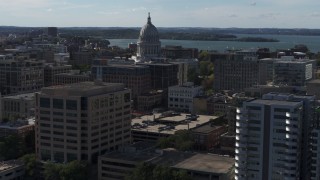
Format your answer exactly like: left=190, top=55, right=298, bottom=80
left=108, top=34, right=320, bottom=53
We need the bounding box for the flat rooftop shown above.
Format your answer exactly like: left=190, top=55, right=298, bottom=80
left=0, top=117, right=35, bottom=129
left=192, top=124, right=224, bottom=134
left=172, top=153, right=235, bottom=174
left=0, top=160, right=24, bottom=172
left=249, top=99, right=302, bottom=106
left=40, top=81, right=126, bottom=96
left=3, top=92, right=35, bottom=101
left=132, top=113, right=218, bottom=135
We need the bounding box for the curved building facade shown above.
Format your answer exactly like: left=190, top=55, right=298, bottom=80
left=137, top=13, right=161, bottom=61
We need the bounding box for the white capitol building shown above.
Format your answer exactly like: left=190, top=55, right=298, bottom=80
left=136, top=13, right=161, bottom=62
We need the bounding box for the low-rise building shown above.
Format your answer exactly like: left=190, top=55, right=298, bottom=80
left=137, top=90, right=164, bottom=112
left=99, top=144, right=235, bottom=180
left=53, top=70, right=91, bottom=85
left=0, top=160, right=25, bottom=180
left=192, top=123, right=226, bottom=151
left=43, top=64, right=72, bottom=87
left=1, top=92, right=35, bottom=121
left=131, top=112, right=218, bottom=142
left=0, top=117, right=35, bottom=138
left=168, top=82, right=202, bottom=113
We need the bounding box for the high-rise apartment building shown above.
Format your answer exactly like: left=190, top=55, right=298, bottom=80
left=235, top=93, right=304, bottom=180
left=311, top=128, right=320, bottom=180
left=35, top=82, right=131, bottom=164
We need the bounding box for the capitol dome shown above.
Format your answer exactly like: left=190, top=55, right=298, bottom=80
left=138, top=14, right=160, bottom=43
left=136, top=13, right=161, bottom=61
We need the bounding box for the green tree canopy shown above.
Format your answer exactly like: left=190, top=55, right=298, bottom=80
left=0, top=135, right=25, bottom=160
left=20, top=154, right=36, bottom=178
left=199, top=61, right=214, bottom=76
left=43, top=161, right=88, bottom=180
left=157, top=130, right=194, bottom=151
left=126, top=163, right=193, bottom=180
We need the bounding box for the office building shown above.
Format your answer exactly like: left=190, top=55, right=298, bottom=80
left=1, top=92, right=35, bottom=121
left=0, top=58, right=44, bottom=95
left=137, top=90, right=164, bottom=112
left=214, top=55, right=260, bottom=91
left=35, top=82, right=131, bottom=164
left=54, top=70, right=91, bottom=85
left=47, top=27, right=58, bottom=37
left=162, top=45, right=198, bottom=59
left=44, top=64, right=72, bottom=87
left=274, top=58, right=315, bottom=86
left=91, top=63, right=151, bottom=100
left=138, top=63, right=179, bottom=90
left=69, top=51, right=95, bottom=66
left=168, top=82, right=202, bottom=113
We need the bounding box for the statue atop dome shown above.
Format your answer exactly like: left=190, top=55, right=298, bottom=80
left=136, top=13, right=161, bottom=62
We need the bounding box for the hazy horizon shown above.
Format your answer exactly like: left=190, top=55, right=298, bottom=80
left=1, top=0, right=320, bottom=28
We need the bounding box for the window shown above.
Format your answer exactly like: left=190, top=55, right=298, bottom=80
left=66, top=100, right=77, bottom=110
left=40, top=98, right=50, bottom=108
left=53, top=99, right=64, bottom=109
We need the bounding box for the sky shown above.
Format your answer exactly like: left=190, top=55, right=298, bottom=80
left=1, top=0, right=320, bottom=28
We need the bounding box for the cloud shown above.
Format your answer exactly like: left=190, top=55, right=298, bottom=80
left=131, top=7, right=147, bottom=12
left=259, top=13, right=280, bottom=18
left=98, top=11, right=120, bottom=15
left=229, top=14, right=238, bottom=18
left=46, top=8, right=53, bottom=12
left=310, top=12, right=320, bottom=17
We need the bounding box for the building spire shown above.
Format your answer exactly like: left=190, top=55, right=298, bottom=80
left=148, top=12, right=151, bottom=24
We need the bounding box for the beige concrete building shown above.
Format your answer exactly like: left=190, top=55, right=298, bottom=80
left=35, top=81, right=131, bottom=164
left=1, top=92, right=35, bottom=121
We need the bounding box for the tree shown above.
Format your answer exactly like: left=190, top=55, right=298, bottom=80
left=198, top=51, right=210, bottom=61
left=199, top=61, right=211, bottom=76
left=60, top=161, right=88, bottom=180
left=0, top=135, right=25, bottom=160
left=43, top=161, right=88, bottom=180
left=44, top=162, right=63, bottom=180
left=20, top=154, right=36, bottom=178
left=156, top=130, right=194, bottom=151
left=172, top=170, right=193, bottom=180
left=126, top=163, right=154, bottom=180
left=126, top=163, right=193, bottom=180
